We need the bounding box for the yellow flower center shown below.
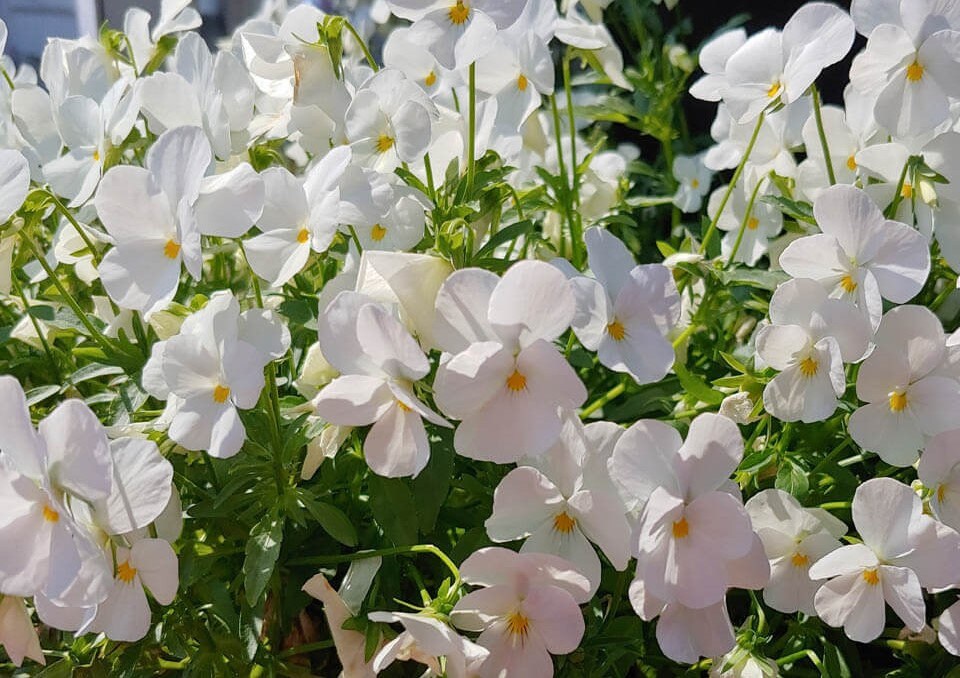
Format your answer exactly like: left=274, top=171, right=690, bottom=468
left=396, top=399, right=411, bottom=413
left=672, top=517, right=689, bottom=539
left=839, top=274, right=858, bottom=293
left=163, top=239, right=181, bottom=259
left=791, top=552, right=810, bottom=568
left=117, top=560, right=138, bottom=584
left=691, top=178, right=700, bottom=189
left=862, top=568, right=880, bottom=586
left=370, top=224, right=387, bottom=242
left=937, top=484, right=947, bottom=503
left=747, top=217, right=759, bottom=230
left=517, top=74, right=528, bottom=91
left=766, top=81, right=782, bottom=98
left=846, top=155, right=857, bottom=171
left=425, top=70, right=437, bottom=87
left=297, top=227, right=310, bottom=244
left=888, top=390, right=908, bottom=413
left=506, top=369, right=527, bottom=392
left=213, top=385, right=231, bottom=404
left=799, top=356, right=819, bottom=378
left=553, top=512, right=576, bottom=534
left=376, top=134, right=395, bottom=154
left=93, top=149, right=101, bottom=162
left=906, top=60, right=924, bottom=82
left=42, top=505, right=60, bottom=523
left=506, top=611, right=530, bottom=639
left=901, top=182, right=914, bottom=199
left=448, top=1, right=470, bottom=25
left=606, top=319, right=627, bottom=341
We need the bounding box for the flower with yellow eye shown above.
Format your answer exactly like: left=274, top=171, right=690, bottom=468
left=780, top=185, right=930, bottom=331
left=486, top=413, right=631, bottom=596
left=386, top=0, right=528, bottom=70
left=849, top=305, right=960, bottom=467
left=610, top=414, right=769, bottom=610
left=245, top=147, right=351, bottom=287
left=563, top=228, right=680, bottom=385
left=451, top=548, right=591, bottom=678
left=313, top=293, right=450, bottom=478
left=89, top=539, right=178, bottom=642
left=345, top=68, right=438, bottom=172
left=708, top=175, right=783, bottom=266
left=672, top=153, right=712, bottom=213
left=756, top=278, right=871, bottom=424
left=810, top=478, right=960, bottom=643
left=143, top=292, right=290, bottom=459
left=745, top=489, right=846, bottom=615
left=723, top=3, right=854, bottom=123
left=433, top=260, right=586, bottom=463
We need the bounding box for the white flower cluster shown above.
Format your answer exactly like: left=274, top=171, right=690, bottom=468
left=0, top=0, right=959, bottom=675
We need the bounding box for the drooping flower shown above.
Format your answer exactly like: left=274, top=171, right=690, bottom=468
left=0, top=596, right=45, bottom=667
left=672, top=153, right=712, bottom=213
left=368, top=611, right=489, bottom=678
left=916, top=429, right=960, bottom=532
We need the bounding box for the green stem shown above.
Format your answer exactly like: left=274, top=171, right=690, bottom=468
left=44, top=191, right=102, bottom=266
left=776, top=649, right=824, bottom=670
left=466, top=63, right=477, bottom=194
left=581, top=380, right=626, bottom=418
left=12, top=275, right=62, bottom=382
left=699, top=112, right=765, bottom=255
left=549, top=95, right=570, bottom=260
left=562, top=54, right=583, bottom=268
left=885, top=159, right=912, bottom=219
left=818, top=501, right=852, bottom=511
left=289, top=544, right=461, bottom=591
left=811, top=87, right=836, bottom=186
left=726, top=173, right=766, bottom=266
left=278, top=640, right=335, bottom=658
left=344, top=21, right=378, bottom=72
left=22, top=232, right=113, bottom=355
left=0, top=66, right=14, bottom=90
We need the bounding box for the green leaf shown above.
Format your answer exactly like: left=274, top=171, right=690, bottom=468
left=300, top=492, right=358, bottom=546
left=714, top=267, right=789, bottom=291
left=763, top=195, right=817, bottom=225
left=243, top=509, right=285, bottom=606
left=673, top=360, right=724, bottom=405
left=473, top=220, right=535, bottom=260
left=775, top=459, right=810, bottom=499
left=410, top=440, right=455, bottom=534
left=368, top=476, right=419, bottom=545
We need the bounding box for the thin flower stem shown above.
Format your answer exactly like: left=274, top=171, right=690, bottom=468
left=21, top=231, right=114, bottom=355
left=0, top=66, right=14, bottom=90
left=467, top=63, right=477, bottom=195
left=562, top=54, right=584, bottom=268
left=885, top=158, right=912, bottom=219
left=726, top=172, right=766, bottom=267
left=581, top=379, right=626, bottom=418
left=11, top=275, right=62, bottom=381
left=44, top=190, right=102, bottom=266
left=811, top=87, right=836, bottom=186
left=776, top=649, right=824, bottom=670
left=344, top=21, right=378, bottom=72
left=699, top=112, right=765, bottom=255
left=289, top=544, right=461, bottom=591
